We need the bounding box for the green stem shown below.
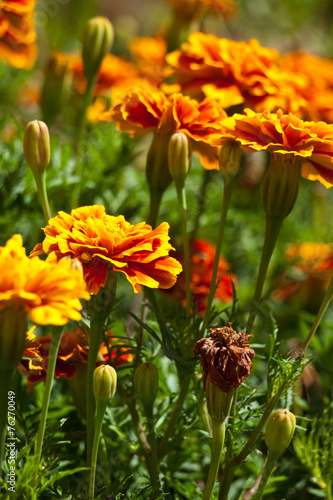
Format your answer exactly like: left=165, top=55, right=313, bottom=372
left=145, top=405, right=160, bottom=496
left=89, top=401, right=107, bottom=500
left=301, top=271, right=333, bottom=353
left=157, top=374, right=191, bottom=458
left=176, top=184, right=191, bottom=315
left=202, top=176, right=236, bottom=333
left=35, top=327, right=63, bottom=464
left=251, top=453, right=277, bottom=500
left=192, top=169, right=211, bottom=239
left=0, top=370, right=13, bottom=480
left=246, top=216, right=283, bottom=335
left=86, top=316, right=105, bottom=467
left=147, top=189, right=163, bottom=228
left=203, top=418, right=226, bottom=500
left=34, top=171, right=52, bottom=222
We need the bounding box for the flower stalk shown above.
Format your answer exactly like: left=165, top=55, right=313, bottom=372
left=203, top=418, right=226, bottom=500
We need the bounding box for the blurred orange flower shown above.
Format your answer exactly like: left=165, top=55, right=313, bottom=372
left=128, top=36, right=168, bottom=87
left=0, top=234, right=90, bottom=326
left=164, top=0, right=238, bottom=19
left=19, top=328, right=132, bottom=391
left=165, top=239, right=236, bottom=312
left=0, top=0, right=38, bottom=69
left=101, top=87, right=227, bottom=169
left=166, top=32, right=305, bottom=112
left=31, top=205, right=182, bottom=295
left=272, top=242, right=333, bottom=303
left=213, top=108, right=333, bottom=188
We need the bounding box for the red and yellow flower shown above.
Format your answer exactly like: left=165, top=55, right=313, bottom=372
left=31, top=205, right=182, bottom=295
left=101, top=87, right=227, bottom=169
left=0, top=0, right=38, bottom=69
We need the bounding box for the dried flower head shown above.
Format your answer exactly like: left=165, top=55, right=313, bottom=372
left=194, top=324, right=255, bottom=392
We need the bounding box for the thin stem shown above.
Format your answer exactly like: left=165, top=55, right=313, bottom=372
left=147, top=189, right=163, bottom=228
left=192, top=169, right=211, bottom=239
left=86, top=317, right=105, bottom=467
left=251, top=453, right=277, bottom=500
left=145, top=405, right=160, bottom=496
left=203, top=418, right=226, bottom=500
left=34, top=171, right=52, bottom=222
left=157, top=374, right=191, bottom=458
left=246, top=216, right=283, bottom=335
left=175, top=184, right=191, bottom=315
left=35, top=327, right=63, bottom=463
left=202, top=176, right=236, bottom=333
left=301, top=271, right=333, bottom=353
left=89, top=401, right=107, bottom=500
left=0, top=370, right=13, bottom=480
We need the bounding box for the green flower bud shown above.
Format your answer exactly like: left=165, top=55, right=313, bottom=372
left=23, top=120, right=50, bottom=176
left=265, top=408, right=296, bottom=458
left=134, top=362, right=158, bottom=412
left=168, top=132, right=191, bottom=187
left=219, top=140, right=242, bottom=180
left=146, top=132, right=173, bottom=194
left=93, top=364, right=117, bottom=404
left=41, top=51, right=71, bottom=126
left=205, top=373, right=234, bottom=422
left=82, top=16, right=114, bottom=81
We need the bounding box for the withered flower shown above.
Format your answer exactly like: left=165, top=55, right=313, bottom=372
left=194, top=323, right=255, bottom=393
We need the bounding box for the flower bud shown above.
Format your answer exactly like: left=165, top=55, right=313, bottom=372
left=93, top=364, right=117, bottom=404
left=146, top=132, right=173, bottom=194
left=41, top=51, right=71, bottom=125
left=205, top=373, right=234, bottom=422
left=219, top=140, right=242, bottom=180
left=23, top=120, right=50, bottom=176
left=134, top=362, right=158, bottom=412
left=82, top=16, right=114, bottom=81
left=265, top=408, right=296, bottom=458
left=168, top=132, right=191, bottom=187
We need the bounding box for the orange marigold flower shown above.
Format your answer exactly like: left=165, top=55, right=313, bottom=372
left=166, top=239, right=236, bottom=312
left=0, top=0, right=38, bottom=69
left=101, top=87, right=227, bottom=170
left=213, top=108, right=333, bottom=188
left=272, top=242, right=333, bottom=304
left=194, top=324, right=255, bottom=393
left=30, top=205, right=183, bottom=295
left=0, top=234, right=90, bottom=326
left=128, top=36, right=168, bottom=87
left=166, top=32, right=305, bottom=112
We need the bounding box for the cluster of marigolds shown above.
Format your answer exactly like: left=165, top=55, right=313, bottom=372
left=1, top=0, right=332, bottom=498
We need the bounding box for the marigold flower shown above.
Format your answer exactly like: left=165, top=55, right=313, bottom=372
left=194, top=324, right=255, bottom=393
left=128, top=36, right=168, bottom=87
left=165, top=239, right=236, bottom=313
left=101, top=87, right=227, bottom=170
left=213, top=108, right=333, bottom=188
left=0, top=0, right=38, bottom=69
left=166, top=32, right=305, bottom=112
left=30, top=205, right=182, bottom=294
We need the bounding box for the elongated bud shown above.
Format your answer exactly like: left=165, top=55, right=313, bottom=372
left=41, top=52, right=70, bottom=125
left=146, top=132, right=173, bottom=194
left=134, top=362, right=158, bottom=412
left=205, top=373, right=234, bottom=422
left=93, top=364, right=117, bottom=404
left=265, top=408, right=296, bottom=458
left=168, top=132, right=191, bottom=187
left=82, top=16, right=114, bottom=81
left=23, top=120, right=50, bottom=176
left=262, top=153, right=301, bottom=220
left=219, top=140, right=242, bottom=181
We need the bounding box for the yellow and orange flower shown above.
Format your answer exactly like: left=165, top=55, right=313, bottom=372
left=213, top=108, right=333, bottom=188
left=128, top=36, right=168, bottom=87
left=101, top=87, right=227, bottom=169
left=164, top=0, right=238, bottom=19
left=31, top=205, right=182, bottom=295
left=19, top=328, right=132, bottom=391
left=0, top=234, right=90, bottom=326
left=0, top=0, right=38, bottom=69
left=272, top=242, right=333, bottom=304
left=165, top=239, right=236, bottom=312
left=166, top=32, right=306, bottom=112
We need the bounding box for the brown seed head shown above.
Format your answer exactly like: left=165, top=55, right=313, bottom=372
left=194, top=323, right=255, bottom=393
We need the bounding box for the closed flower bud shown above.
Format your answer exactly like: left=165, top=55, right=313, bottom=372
left=219, top=140, right=242, bottom=180
left=134, top=362, right=158, bottom=412
left=168, top=132, right=191, bottom=187
left=41, top=51, right=70, bottom=125
left=146, top=132, right=173, bottom=194
left=82, top=16, right=114, bottom=80
left=23, top=120, right=50, bottom=176
left=93, top=364, right=117, bottom=404
left=265, top=408, right=296, bottom=458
